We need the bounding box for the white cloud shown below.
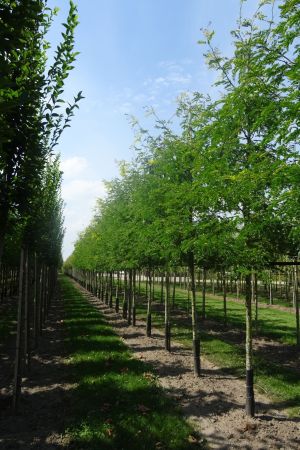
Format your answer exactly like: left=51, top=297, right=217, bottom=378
left=60, top=155, right=107, bottom=259
left=61, top=156, right=88, bottom=179
left=62, top=179, right=106, bottom=201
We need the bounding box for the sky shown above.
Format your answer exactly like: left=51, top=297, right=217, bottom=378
left=46, top=0, right=260, bottom=259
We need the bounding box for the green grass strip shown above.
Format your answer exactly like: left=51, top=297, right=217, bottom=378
left=145, top=282, right=298, bottom=345
left=61, top=276, right=205, bottom=450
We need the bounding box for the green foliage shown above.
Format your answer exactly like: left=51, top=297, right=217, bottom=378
left=0, top=0, right=82, bottom=266
left=68, top=0, right=299, bottom=277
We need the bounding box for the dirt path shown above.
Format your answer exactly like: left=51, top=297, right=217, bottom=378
left=0, top=292, right=74, bottom=450
left=75, top=282, right=300, bottom=450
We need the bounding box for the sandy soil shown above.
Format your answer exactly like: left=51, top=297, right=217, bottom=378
left=77, top=283, right=300, bottom=450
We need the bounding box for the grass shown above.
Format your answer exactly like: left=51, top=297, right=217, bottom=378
left=144, top=282, right=298, bottom=345
left=60, top=276, right=205, bottom=450
left=135, top=287, right=300, bottom=418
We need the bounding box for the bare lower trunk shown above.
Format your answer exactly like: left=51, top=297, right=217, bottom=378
left=127, top=269, right=132, bottom=325
left=222, top=269, right=227, bottom=327
left=202, top=267, right=206, bottom=320
left=245, top=273, right=255, bottom=417
left=132, top=270, right=136, bottom=326
left=165, top=271, right=171, bottom=351
left=269, top=270, right=273, bottom=305
left=23, top=248, right=30, bottom=371
left=146, top=271, right=152, bottom=337
left=293, top=265, right=299, bottom=348
left=122, top=271, right=128, bottom=319
left=189, top=254, right=200, bottom=377
left=12, top=248, right=25, bottom=412
left=115, top=271, right=120, bottom=312
left=109, top=271, right=113, bottom=308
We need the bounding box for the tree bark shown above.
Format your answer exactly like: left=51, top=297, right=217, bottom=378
left=202, top=267, right=206, bottom=320
left=12, top=248, right=25, bottom=412
left=165, top=271, right=171, bottom=351
left=222, top=269, right=227, bottom=327
left=245, top=273, right=255, bottom=417
left=189, top=254, right=200, bottom=377
left=293, top=265, right=299, bottom=348
left=146, top=271, right=152, bottom=337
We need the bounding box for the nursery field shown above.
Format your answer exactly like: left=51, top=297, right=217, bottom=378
left=136, top=282, right=300, bottom=417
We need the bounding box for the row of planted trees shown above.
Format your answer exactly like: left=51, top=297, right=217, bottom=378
left=0, top=0, right=81, bottom=410
left=65, top=0, right=300, bottom=418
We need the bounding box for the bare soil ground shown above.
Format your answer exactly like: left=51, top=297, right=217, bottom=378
left=76, top=283, right=300, bottom=450
left=151, top=301, right=300, bottom=375
left=0, top=292, right=74, bottom=449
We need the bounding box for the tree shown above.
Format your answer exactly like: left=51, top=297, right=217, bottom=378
left=0, top=0, right=82, bottom=263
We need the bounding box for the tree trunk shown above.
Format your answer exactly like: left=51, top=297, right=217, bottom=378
left=293, top=265, right=300, bottom=348
left=23, top=248, right=30, bottom=371
left=109, top=271, right=113, bottom=308
left=115, top=271, right=120, bottom=313
left=245, top=273, right=255, bottom=417
left=122, top=270, right=128, bottom=319
left=253, top=272, right=258, bottom=335
left=202, top=267, right=206, bottom=320
left=222, top=269, right=227, bottom=327
left=269, top=270, right=273, bottom=305
left=127, top=269, right=132, bottom=325
left=189, top=254, right=200, bottom=377
left=12, top=248, right=25, bottom=412
left=160, top=273, right=164, bottom=304
left=172, top=272, right=176, bottom=309
left=165, top=272, right=171, bottom=351
left=132, top=269, right=136, bottom=326
left=146, top=271, right=152, bottom=337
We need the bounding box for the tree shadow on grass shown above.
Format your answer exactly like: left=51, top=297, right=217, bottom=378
left=62, top=279, right=206, bottom=450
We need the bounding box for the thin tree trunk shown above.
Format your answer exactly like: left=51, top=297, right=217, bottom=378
left=165, top=271, right=171, bottom=351
left=23, top=248, right=30, bottom=371
left=115, top=271, right=120, bottom=313
left=122, top=270, right=128, bottom=319
left=160, top=273, right=164, bottom=304
left=269, top=270, right=273, bottom=305
left=128, top=269, right=132, bottom=325
left=146, top=271, right=152, bottom=336
left=109, top=271, right=113, bottom=308
left=202, top=267, right=206, bottom=320
left=172, top=272, right=176, bottom=309
left=12, top=248, right=25, bottom=412
left=293, top=265, right=300, bottom=348
left=189, top=254, right=200, bottom=377
left=245, top=273, right=255, bottom=417
left=222, top=269, right=227, bottom=327
left=132, top=269, right=136, bottom=326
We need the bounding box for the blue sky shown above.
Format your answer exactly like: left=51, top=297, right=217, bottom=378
left=46, top=0, right=259, bottom=259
